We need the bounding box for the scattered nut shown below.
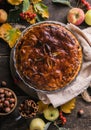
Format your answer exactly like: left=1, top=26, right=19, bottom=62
left=0, top=88, right=5, bottom=94
left=5, top=107, right=11, bottom=113
left=77, top=109, right=84, bottom=117
left=1, top=81, right=7, bottom=87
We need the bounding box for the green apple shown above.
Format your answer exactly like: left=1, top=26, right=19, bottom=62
left=43, top=105, right=59, bottom=121
left=85, top=10, right=91, bottom=25
left=29, top=118, right=46, bottom=130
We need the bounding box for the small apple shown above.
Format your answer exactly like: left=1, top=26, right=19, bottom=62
left=0, top=9, right=8, bottom=23
left=67, top=8, right=85, bottom=25
left=85, top=10, right=91, bottom=25
left=43, top=105, right=59, bottom=121
left=29, top=118, right=46, bottom=130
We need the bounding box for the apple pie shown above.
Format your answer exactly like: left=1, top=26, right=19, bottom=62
left=15, top=22, right=82, bottom=91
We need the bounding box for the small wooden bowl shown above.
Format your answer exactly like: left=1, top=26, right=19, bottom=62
left=0, top=88, right=17, bottom=116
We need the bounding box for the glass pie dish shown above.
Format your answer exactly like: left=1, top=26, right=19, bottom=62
left=10, top=21, right=82, bottom=97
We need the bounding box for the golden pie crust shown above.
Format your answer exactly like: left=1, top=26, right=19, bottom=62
left=15, top=23, right=82, bottom=91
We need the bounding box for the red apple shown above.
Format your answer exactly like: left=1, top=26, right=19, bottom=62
left=67, top=8, right=85, bottom=25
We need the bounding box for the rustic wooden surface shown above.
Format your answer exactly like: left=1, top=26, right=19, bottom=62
left=0, top=0, right=91, bottom=130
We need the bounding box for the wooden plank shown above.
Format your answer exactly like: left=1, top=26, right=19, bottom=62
left=0, top=39, right=10, bottom=56
left=0, top=56, right=27, bottom=96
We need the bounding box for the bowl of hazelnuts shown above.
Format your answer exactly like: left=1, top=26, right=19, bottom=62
left=0, top=87, right=17, bottom=116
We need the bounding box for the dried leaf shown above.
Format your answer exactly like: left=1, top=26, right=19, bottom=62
left=22, top=0, right=30, bottom=12
left=81, top=90, right=91, bottom=102
left=7, top=0, right=23, bottom=5
left=60, top=98, right=76, bottom=113
left=37, top=101, right=48, bottom=113
left=0, top=23, right=12, bottom=40
left=52, top=0, right=72, bottom=8
left=31, top=0, right=42, bottom=4
left=0, top=23, right=21, bottom=48
left=34, top=2, right=49, bottom=18
left=6, top=28, right=21, bottom=48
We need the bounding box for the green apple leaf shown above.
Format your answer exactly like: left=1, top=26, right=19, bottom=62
left=22, top=0, right=30, bottom=12
left=44, top=122, right=52, bottom=130
left=52, top=0, right=72, bottom=8
left=34, top=2, right=49, bottom=18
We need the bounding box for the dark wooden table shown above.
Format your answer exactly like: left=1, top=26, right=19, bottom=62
left=0, top=0, right=91, bottom=130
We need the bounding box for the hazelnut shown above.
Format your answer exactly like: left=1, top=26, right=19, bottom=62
left=1, top=81, right=7, bottom=87
left=0, top=94, right=5, bottom=98
left=0, top=103, right=3, bottom=108
left=4, top=90, right=9, bottom=96
left=9, top=98, right=15, bottom=103
left=4, top=100, right=10, bottom=106
left=10, top=103, right=15, bottom=108
left=1, top=98, right=5, bottom=102
left=5, top=107, right=11, bottom=113
left=6, top=91, right=12, bottom=97
left=77, top=109, right=84, bottom=117
left=0, top=89, right=4, bottom=94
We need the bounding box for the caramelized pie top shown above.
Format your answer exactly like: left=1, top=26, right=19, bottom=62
left=15, top=23, right=82, bottom=91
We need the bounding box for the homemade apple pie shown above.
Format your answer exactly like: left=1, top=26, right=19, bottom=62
left=15, top=22, right=82, bottom=91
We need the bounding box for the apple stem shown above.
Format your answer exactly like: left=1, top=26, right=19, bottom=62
left=54, top=121, right=60, bottom=130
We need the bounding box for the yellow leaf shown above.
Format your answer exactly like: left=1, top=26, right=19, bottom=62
left=0, top=23, right=12, bottom=40
left=60, top=98, right=76, bottom=114
left=34, top=2, right=49, bottom=19
left=7, top=0, right=23, bottom=5
left=0, top=23, right=21, bottom=48
left=31, top=0, right=42, bottom=4
left=37, top=101, right=48, bottom=113
left=6, top=28, right=21, bottom=48
left=41, top=10, right=49, bottom=18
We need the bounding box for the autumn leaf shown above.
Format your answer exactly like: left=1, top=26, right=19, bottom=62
left=31, top=0, right=42, bottom=4
left=22, top=0, right=30, bottom=12
left=7, top=0, right=23, bottom=5
left=37, top=101, right=48, bottom=113
left=52, top=0, right=72, bottom=8
left=60, top=98, right=76, bottom=114
left=34, top=2, right=49, bottom=18
left=0, top=23, right=21, bottom=48
left=6, top=28, right=21, bottom=48
left=0, top=23, right=12, bottom=39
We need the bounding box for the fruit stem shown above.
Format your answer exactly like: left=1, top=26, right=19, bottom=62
left=54, top=121, right=60, bottom=130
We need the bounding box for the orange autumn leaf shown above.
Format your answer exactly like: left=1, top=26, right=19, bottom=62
left=7, top=0, right=23, bottom=5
